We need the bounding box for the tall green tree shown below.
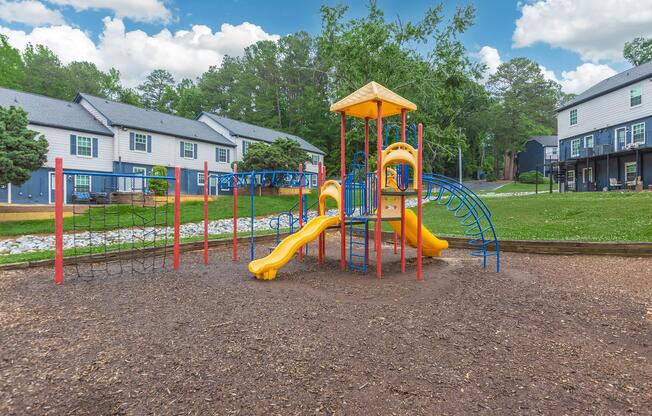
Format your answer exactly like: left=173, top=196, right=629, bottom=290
left=624, top=37, right=652, bottom=66
left=487, top=57, right=562, bottom=179
left=0, top=35, right=25, bottom=90
left=21, top=44, right=67, bottom=99
left=63, top=61, right=112, bottom=99
left=0, top=106, right=49, bottom=185
left=137, top=69, right=176, bottom=111
left=236, top=138, right=310, bottom=172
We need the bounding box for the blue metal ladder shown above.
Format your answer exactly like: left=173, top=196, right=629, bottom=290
left=348, top=219, right=368, bottom=272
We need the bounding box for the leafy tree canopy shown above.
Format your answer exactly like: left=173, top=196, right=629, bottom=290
left=235, top=138, right=311, bottom=174
left=624, top=37, right=652, bottom=66
left=0, top=106, right=48, bottom=185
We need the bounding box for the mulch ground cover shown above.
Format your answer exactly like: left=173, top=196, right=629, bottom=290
left=1, top=236, right=650, bottom=415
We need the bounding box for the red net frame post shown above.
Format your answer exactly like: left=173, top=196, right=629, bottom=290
left=417, top=123, right=423, bottom=281
left=400, top=109, right=407, bottom=273
left=317, top=161, right=324, bottom=264
left=375, top=101, right=383, bottom=279
left=232, top=163, right=238, bottom=262
left=54, top=157, right=64, bottom=285
left=203, top=161, right=209, bottom=265
left=174, top=167, right=181, bottom=270
left=298, top=163, right=303, bottom=261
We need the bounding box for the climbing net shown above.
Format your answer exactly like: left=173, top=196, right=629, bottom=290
left=57, top=169, right=177, bottom=282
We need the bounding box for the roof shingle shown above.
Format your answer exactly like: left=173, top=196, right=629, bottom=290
left=76, top=93, right=235, bottom=147
left=0, top=87, right=113, bottom=136
left=200, top=112, right=325, bottom=154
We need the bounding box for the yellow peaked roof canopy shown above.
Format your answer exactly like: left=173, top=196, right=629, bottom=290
left=330, top=81, right=417, bottom=119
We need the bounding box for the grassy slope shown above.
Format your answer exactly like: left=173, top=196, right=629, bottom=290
left=484, top=181, right=559, bottom=194
left=420, top=192, right=652, bottom=242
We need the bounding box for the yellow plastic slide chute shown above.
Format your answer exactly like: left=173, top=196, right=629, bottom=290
left=248, top=181, right=341, bottom=280
left=384, top=167, right=448, bottom=257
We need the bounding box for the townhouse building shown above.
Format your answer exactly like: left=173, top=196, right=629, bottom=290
left=0, top=87, right=326, bottom=204
left=556, top=61, right=652, bottom=191
left=515, top=135, right=558, bottom=178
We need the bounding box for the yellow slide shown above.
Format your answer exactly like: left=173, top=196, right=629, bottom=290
left=248, top=215, right=339, bottom=280
left=249, top=180, right=341, bottom=280
left=387, top=211, right=448, bottom=257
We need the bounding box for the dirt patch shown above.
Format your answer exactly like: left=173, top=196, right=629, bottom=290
left=1, top=236, right=650, bottom=415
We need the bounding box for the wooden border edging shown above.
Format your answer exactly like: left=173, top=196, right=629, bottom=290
left=380, top=232, right=652, bottom=257
left=2, top=231, right=651, bottom=272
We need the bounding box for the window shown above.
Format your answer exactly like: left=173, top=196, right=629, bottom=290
left=134, top=133, right=147, bottom=152
left=243, top=140, right=253, bottom=155
left=582, top=167, right=593, bottom=183
left=311, top=154, right=319, bottom=165
left=567, top=170, right=575, bottom=190
left=77, top=136, right=92, bottom=157
left=632, top=122, right=645, bottom=143
left=569, top=109, right=577, bottom=126
left=74, top=175, right=91, bottom=192
left=570, top=138, right=581, bottom=157
left=584, top=135, right=594, bottom=149
left=184, top=142, right=195, bottom=158
left=311, top=175, right=317, bottom=187
left=630, top=86, right=642, bottom=107
left=217, top=147, right=230, bottom=163
left=625, top=162, right=637, bottom=183
left=133, top=167, right=147, bottom=189
left=197, top=172, right=205, bottom=186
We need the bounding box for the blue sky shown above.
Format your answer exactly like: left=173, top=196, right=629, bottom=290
left=1, top=0, right=651, bottom=91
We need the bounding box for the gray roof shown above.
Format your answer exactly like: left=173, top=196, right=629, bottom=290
left=200, top=112, right=325, bottom=155
left=526, top=135, right=558, bottom=147
left=0, top=87, right=113, bottom=136
left=76, top=93, right=235, bottom=147
left=557, top=60, right=652, bottom=111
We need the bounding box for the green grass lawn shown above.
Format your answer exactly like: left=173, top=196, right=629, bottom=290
left=420, top=191, right=652, bottom=242
left=0, top=193, right=334, bottom=237
left=482, top=181, right=558, bottom=194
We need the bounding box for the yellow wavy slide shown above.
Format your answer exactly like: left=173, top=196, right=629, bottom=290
left=387, top=211, right=448, bottom=257
left=249, top=180, right=341, bottom=280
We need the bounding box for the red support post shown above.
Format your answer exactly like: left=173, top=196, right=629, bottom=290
left=317, top=161, right=323, bottom=264
left=54, top=157, right=64, bottom=285
left=376, top=101, right=383, bottom=279
left=203, top=161, right=209, bottom=265
left=174, top=167, right=181, bottom=271
left=364, top=117, right=370, bottom=264
left=400, top=109, right=407, bottom=273
left=340, top=112, right=346, bottom=271
left=417, top=123, right=423, bottom=281
left=232, top=163, right=238, bottom=262
left=298, top=163, right=303, bottom=261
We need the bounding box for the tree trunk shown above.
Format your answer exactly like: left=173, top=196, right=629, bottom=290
left=503, top=151, right=516, bottom=180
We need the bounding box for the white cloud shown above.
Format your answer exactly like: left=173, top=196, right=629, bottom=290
left=513, top=0, right=652, bottom=62
left=48, top=0, right=172, bottom=23
left=0, top=0, right=64, bottom=26
left=0, top=17, right=280, bottom=86
left=541, top=63, right=618, bottom=94
left=478, top=46, right=502, bottom=75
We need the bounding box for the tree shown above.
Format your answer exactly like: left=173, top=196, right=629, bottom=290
left=148, top=165, right=169, bottom=196
left=487, top=58, right=562, bottom=179
left=624, top=37, right=652, bottom=66
left=0, top=35, right=25, bottom=89
left=0, top=106, right=48, bottom=185
left=63, top=61, right=112, bottom=99
left=236, top=138, right=310, bottom=173
left=21, top=44, right=67, bottom=99
left=137, top=69, right=176, bottom=111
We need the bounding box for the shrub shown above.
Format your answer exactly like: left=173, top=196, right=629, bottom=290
left=148, top=165, right=169, bottom=196
left=485, top=172, right=497, bottom=182
left=518, top=170, right=546, bottom=184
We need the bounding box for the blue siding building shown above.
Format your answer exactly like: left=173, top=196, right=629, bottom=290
left=516, top=136, right=558, bottom=178
left=556, top=61, right=652, bottom=192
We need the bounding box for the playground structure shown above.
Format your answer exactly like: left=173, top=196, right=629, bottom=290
left=52, top=82, right=498, bottom=284
left=240, top=81, right=499, bottom=280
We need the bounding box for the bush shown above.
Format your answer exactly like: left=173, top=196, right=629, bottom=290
left=148, top=165, right=169, bottom=196
left=485, top=172, right=497, bottom=182
left=518, top=170, right=546, bottom=184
